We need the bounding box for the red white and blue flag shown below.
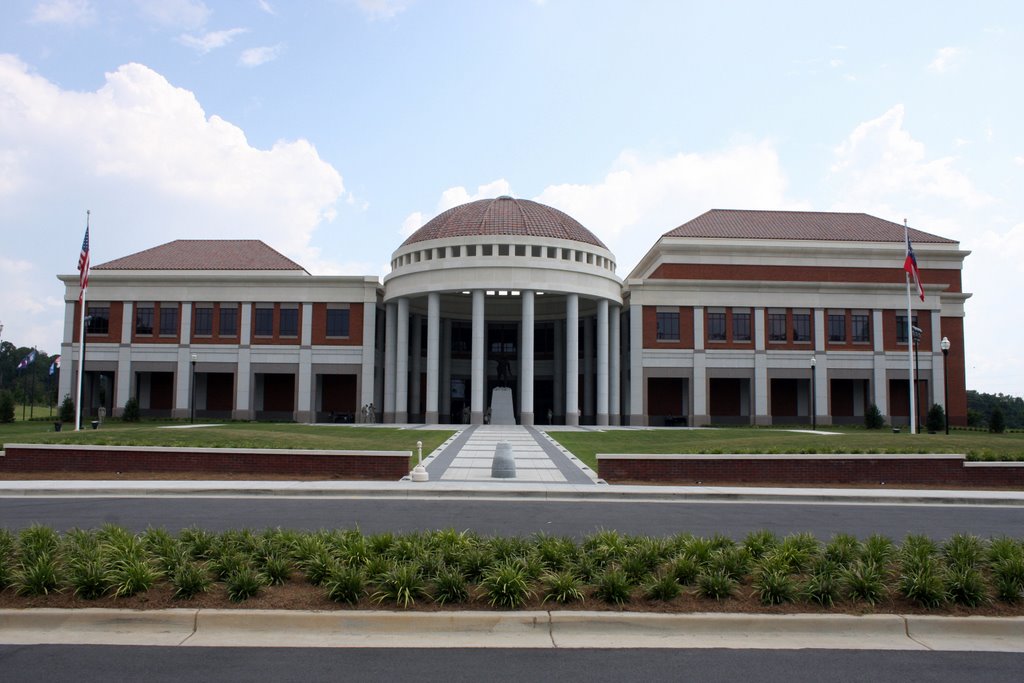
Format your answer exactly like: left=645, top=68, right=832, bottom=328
left=17, top=349, right=37, bottom=370
left=904, top=231, right=925, bottom=301
left=78, top=224, right=90, bottom=303
left=50, top=355, right=61, bottom=376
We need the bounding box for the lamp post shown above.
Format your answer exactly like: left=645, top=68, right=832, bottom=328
left=940, top=336, right=951, bottom=435
left=190, top=353, right=197, bottom=424
left=912, top=326, right=922, bottom=434
left=810, top=356, right=817, bottom=431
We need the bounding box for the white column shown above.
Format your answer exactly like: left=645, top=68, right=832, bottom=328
left=872, top=309, right=887, bottom=419
left=565, top=293, right=580, bottom=426
left=629, top=303, right=643, bottom=425
left=410, top=312, right=422, bottom=421
left=116, top=302, right=133, bottom=416
left=440, top=318, right=452, bottom=421
left=173, top=303, right=193, bottom=418
left=383, top=301, right=397, bottom=423
left=360, top=301, right=376, bottom=409
left=583, top=313, right=595, bottom=422
left=553, top=318, right=564, bottom=421
left=596, top=299, right=609, bottom=426
left=471, top=289, right=485, bottom=424
left=815, top=355, right=830, bottom=425
left=426, top=293, right=440, bottom=423
left=395, top=297, right=409, bottom=423
left=931, top=309, right=944, bottom=409
left=609, top=303, right=621, bottom=425
left=520, top=290, right=535, bottom=426
left=297, top=302, right=313, bottom=422
left=234, top=303, right=252, bottom=420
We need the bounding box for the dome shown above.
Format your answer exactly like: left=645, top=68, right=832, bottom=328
left=402, top=196, right=607, bottom=249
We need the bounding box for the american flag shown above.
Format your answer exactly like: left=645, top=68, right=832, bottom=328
left=904, top=231, right=925, bottom=302
left=78, top=224, right=90, bottom=302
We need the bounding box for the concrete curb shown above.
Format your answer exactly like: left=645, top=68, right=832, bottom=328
left=2, top=609, right=1022, bottom=650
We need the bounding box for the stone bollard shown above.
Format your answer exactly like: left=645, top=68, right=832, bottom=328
left=491, top=441, right=516, bottom=479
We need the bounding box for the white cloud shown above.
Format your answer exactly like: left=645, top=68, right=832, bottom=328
left=928, top=46, right=964, bottom=74
left=1014, top=156, right=1024, bottom=166
left=829, top=58, right=844, bottom=68
left=829, top=104, right=990, bottom=211
left=178, top=28, right=248, bottom=54
left=30, top=0, right=95, bottom=25
left=0, top=54, right=346, bottom=349
left=438, top=179, right=512, bottom=212
left=256, top=0, right=275, bottom=14
left=400, top=211, right=424, bottom=238
left=354, top=0, right=411, bottom=20
left=239, top=44, right=283, bottom=67
left=136, top=0, right=210, bottom=30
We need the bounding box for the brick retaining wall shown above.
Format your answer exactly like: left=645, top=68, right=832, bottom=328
left=0, top=444, right=411, bottom=480
left=597, top=453, right=1024, bottom=488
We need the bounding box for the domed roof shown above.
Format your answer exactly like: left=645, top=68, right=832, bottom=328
left=402, top=196, right=607, bottom=249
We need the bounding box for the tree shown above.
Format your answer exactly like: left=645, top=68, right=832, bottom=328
left=925, top=403, right=945, bottom=433
left=59, top=394, right=75, bottom=423
left=989, top=406, right=1007, bottom=434
left=123, top=396, right=140, bottom=422
left=0, top=390, right=14, bottom=423
left=864, top=403, right=885, bottom=430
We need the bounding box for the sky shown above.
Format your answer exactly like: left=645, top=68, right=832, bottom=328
left=0, top=0, right=1022, bottom=395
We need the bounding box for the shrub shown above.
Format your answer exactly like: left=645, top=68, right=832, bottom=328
left=992, top=556, right=1024, bottom=603
left=109, top=557, right=159, bottom=598
left=68, top=553, right=110, bottom=600
left=946, top=566, right=988, bottom=607
left=481, top=561, right=533, bottom=609
left=865, top=403, right=885, bottom=430
left=432, top=566, right=469, bottom=605
left=644, top=572, right=682, bottom=602
left=261, top=553, right=293, bottom=586
left=942, top=534, right=986, bottom=571
left=754, top=566, right=797, bottom=605
left=594, top=567, right=632, bottom=605
left=710, top=546, right=751, bottom=581
left=925, top=403, right=945, bottom=433
left=989, top=406, right=1006, bottom=433
left=824, top=534, right=862, bottom=568
left=802, top=561, right=840, bottom=607
left=59, top=394, right=75, bottom=423
left=863, top=535, right=895, bottom=566
left=325, top=564, right=365, bottom=605
left=226, top=567, right=266, bottom=602
left=988, top=537, right=1024, bottom=565
left=122, top=396, right=141, bottom=422
left=171, top=561, right=212, bottom=600
left=14, top=554, right=63, bottom=596
left=695, top=568, right=736, bottom=601
left=666, top=555, right=700, bottom=586
left=542, top=570, right=586, bottom=605
left=842, top=561, right=887, bottom=605
left=0, top=390, right=14, bottom=423
left=899, top=557, right=947, bottom=608
left=372, top=563, right=426, bottom=608
left=742, top=529, right=779, bottom=560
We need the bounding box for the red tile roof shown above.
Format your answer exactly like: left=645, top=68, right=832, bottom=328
left=403, top=197, right=607, bottom=248
left=664, top=210, right=955, bottom=244
left=94, top=240, right=307, bottom=271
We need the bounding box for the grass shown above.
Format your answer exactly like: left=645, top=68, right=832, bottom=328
left=549, top=426, right=1024, bottom=471
left=0, top=420, right=454, bottom=469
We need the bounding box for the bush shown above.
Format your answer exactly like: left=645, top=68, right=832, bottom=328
left=696, top=568, right=736, bottom=601
left=990, top=407, right=1007, bottom=433
left=171, top=561, right=212, bottom=600
left=842, top=561, right=887, bottom=605
left=644, top=572, right=682, bottom=602
left=432, top=566, right=470, bottom=605
left=226, top=567, right=266, bottom=602
left=542, top=570, right=586, bottom=605
left=324, top=564, right=365, bottom=605
left=754, top=566, right=797, bottom=605
left=865, top=403, right=885, bottom=430
left=925, top=403, right=946, bottom=433
left=899, top=557, right=947, bottom=608
left=59, top=394, right=75, bottom=423
left=0, top=390, right=15, bottom=423
left=122, top=396, right=141, bottom=422
left=372, top=563, right=426, bottom=608
left=481, top=561, right=533, bottom=609
left=594, top=567, right=632, bottom=605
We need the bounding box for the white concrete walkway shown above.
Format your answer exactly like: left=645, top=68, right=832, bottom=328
left=440, top=426, right=567, bottom=483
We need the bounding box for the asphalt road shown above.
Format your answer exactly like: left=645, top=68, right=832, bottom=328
left=0, top=645, right=1021, bottom=682
left=2, top=496, right=1023, bottom=539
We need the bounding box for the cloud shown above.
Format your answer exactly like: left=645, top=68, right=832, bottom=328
left=1014, top=156, right=1024, bottom=166
left=256, top=0, right=275, bottom=14
left=239, top=44, right=283, bottom=67
left=178, top=28, right=248, bottom=54
left=928, top=46, right=964, bottom=74
left=0, top=54, right=346, bottom=349
left=30, top=0, right=95, bottom=25
left=438, top=179, right=512, bottom=212
left=136, top=0, right=210, bottom=30
left=400, top=211, right=424, bottom=238
left=353, top=0, right=411, bottom=20
left=829, top=104, right=990, bottom=212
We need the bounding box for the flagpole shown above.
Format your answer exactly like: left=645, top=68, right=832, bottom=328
left=75, top=211, right=90, bottom=432
left=905, top=219, right=916, bottom=435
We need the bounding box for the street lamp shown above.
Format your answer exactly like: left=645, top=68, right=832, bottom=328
left=912, top=326, right=922, bottom=434
left=190, top=353, right=197, bottom=424
left=810, top=356, right=817, bottom=431
left=940, top=336, right=951, bottom=435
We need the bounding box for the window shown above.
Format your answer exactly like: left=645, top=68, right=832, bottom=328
left=852, top=314, right=870, bottom=343
left=768, top=313, right=787, bottom=342
left=194, top=307, right=213, bottom=336
left=828, top=314, right=846, bottom=342
left=489, top=323, right=517, bottom=355
left=219, top=306, right=238, bottom=337
left=86, top=305, right=109, bottom=335
left=656, top=311, right=680, bottom=341
left=135, top=306, right=153, bottom=335
left=896, top=315, right=919, bottom=344
left=279, top=307, right=299, bottom=337
left=254, top=307, right=274, bottom=336
left=707, top=312, right=726, bottom=341
left=535, top=323, right=554, bottom=354
left=792, top=313, right=811, bottom=342
left=159, top=306, right=178, bottom=336
left=326, top=308, right=350, bottom=337
left=451, top=322, right=471, bottom=354
left=733, top=311, right=751, bottom=342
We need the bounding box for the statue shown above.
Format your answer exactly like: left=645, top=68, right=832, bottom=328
left=496, top=356, right=513, bottom=387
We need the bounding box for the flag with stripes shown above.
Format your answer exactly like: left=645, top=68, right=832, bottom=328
left=904, top=231, right=925, bottom=301
left=78, top=225, right=90, bottom=302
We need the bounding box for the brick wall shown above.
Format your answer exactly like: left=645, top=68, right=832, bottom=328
left=1, top=445, right=410, bottom=480
left=597, top=454, right=1024, bottom=488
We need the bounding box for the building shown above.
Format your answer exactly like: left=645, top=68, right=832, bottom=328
left=58, top=198, right=970, bottom=427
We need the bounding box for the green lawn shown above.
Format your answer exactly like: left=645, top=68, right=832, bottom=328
left=549, top=427, right=1024, bottom=471
left=0, top=420, right=454, bottom=467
